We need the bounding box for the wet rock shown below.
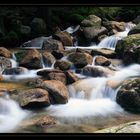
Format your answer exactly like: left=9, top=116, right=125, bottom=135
left=37, top=69, right=66, bottom=84
left=67, top=52, right=93, bottom=68
left=0, top=47, right=12, bottom=58
left=18, top=49, right=43, bottom=69
left=51, top=50, right=64, bottom=59
left=103, top=21, right=125, bottom=33
left=30, top=18, right=46, bottom=34
left=115, top=34, right=140, bottom=61
left=82, top=26, right=108, bottom=42
left=91, top=48, right=116, bottom=58
left=42, top=38, right=64, bottom=52
left=53, top=31, right=73, bottom=46
left=19, top=88, right=50, bottom=109
left=97, top=34, right=108, bottom=42
left=36, top=80, right=69, bottom=104
left=34, top=115, right=57, bottom=128
left=2, top=67, right=28, bottom=75
left=42, top=52, right=56, bottom=67
left=128, top=23, right=140, bottom=35
left=65, top=71, right=78, bottom=85
left=95, top=121, right=140, bottom=133
left=95, top=56, right=111, bottom=66
left=0, top=74, right=3, bottom=81
left=54, top=60, right=72, bottom=71
left=82, top=66, right=115, bottom=77
left=116, top=78, right=140, bottom=112
left=81, top=15, right=101, bottom=27
left=0, top=57, right=12, bottom=72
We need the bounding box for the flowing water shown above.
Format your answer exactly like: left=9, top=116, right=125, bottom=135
left=0, top=22, right=140, bottom=133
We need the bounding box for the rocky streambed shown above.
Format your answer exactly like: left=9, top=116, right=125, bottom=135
left=1, top=15, right=140, bottom=133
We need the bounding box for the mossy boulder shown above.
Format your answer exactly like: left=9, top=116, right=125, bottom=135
left=115, top=34, right=140, bottom=59
left=81, top=15, right=101, bottom=28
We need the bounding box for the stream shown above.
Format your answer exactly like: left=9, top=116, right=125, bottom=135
left=0, top=22, right=140, bottom=133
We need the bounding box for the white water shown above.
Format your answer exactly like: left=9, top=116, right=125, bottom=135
left=0, top=97, right=28, bottom=133
left=65, top=25, right=80, bottom=34
left=65, top=22, right=136, bottom=50
left=46, top=64, right=140, bottom=120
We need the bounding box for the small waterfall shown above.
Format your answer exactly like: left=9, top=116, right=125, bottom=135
left=10, top=59, right=18, bottom=68
left=65, top=25, right=80, bottom=34
left=0, top=96, right=28, bottom=132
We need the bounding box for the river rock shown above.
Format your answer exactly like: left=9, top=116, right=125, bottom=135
left=95, top=56, right=111, bottom=66
left=0, top=74, right=3, bottom=81
left=34, top=115, right=57, bottom=128
left=115, top=34, right=140, bottom=62
left=30, top=18, right=46, bottom=34
left=51, top=50, right=64, bottom=59
left=53, top=31, right=73, bottom=46
left=82, top=66, right=115, bottom=77
left=42, top=38, right=64, bottom=52
left=103, top=21, right=125, bottom=33
left=19, top=88, right=50, bottom=109
left=81, top=26, right=108, bottom=42
left=116, top=78, right=140, bottom=112
left=91, top=48, right=116, bottom=58
left=95, top=121, right=140, bottom=133
left=54, top=60, right=72, bottom=71
left=67, top=52, right=93, bottom=68
left=0, top=57, right=12, bottom=72
left=42, top=52, right=56, bottom=67
left=128, top=23, right=140, bottom=35
left=2, top=67, right=28, bottom=75
left=37, top=69, right=67, bottom=84
left=19, top=49, right=43, bottom=69
left=81, top=15, right=101, bottom=27
left=65, top=71, right=78, bottom=85
left=0, top=47, right=12, bottom=58
left=36, top=80, right=69, bottom=104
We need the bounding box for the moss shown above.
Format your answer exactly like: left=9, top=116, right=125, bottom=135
left=15, top=50, right=26, bottom=63
left=115, top=34, right=140, bottom=58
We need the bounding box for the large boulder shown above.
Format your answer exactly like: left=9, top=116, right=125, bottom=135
left=17, top=49, right=43, bottom=69
left=37, top=69, right=67, bottom=84
left=67, top=52, right=93, bottom=68
left=19, top=88, right=50, bottom=109
left=81, top=15, right=101, bottom=27
left=81, top=26, right=108, bottom=42
left=115, top=34, right=140, bottom=63
left=36, top=80, right=69, bottom=104
left=95, top=56, right=111, bottom=66
left=116, top=78, right=140, bottom=112
left=2, top=67, right=28, bottom=75
left=42, top=52, right=56, bottom=67
left=30, top=18, right=46, bottom=34
left=54, top=60, right=72, bottom=71
left=53, top=31, right=73, bottom=46
left=42, top=38, right=64, bottom=52
left=0, top=57, right=12, bottom=72
left=0, top=47, right=12, bottom=58
left=128, top=23, right=140, bottom=35
left=91, top=48, right=116, bottom=58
